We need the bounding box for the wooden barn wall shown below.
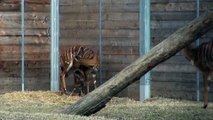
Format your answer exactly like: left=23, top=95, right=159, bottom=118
left=150, top=0, right=213, bottom=101
left=0, top=0, right=50, bottom=93
left=101, top=0, right=140, bottom=98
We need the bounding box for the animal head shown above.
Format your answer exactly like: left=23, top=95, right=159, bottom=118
left=74, top=69, right=85, bottom=82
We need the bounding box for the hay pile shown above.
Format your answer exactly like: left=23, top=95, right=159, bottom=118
left=0, top=91, right=213, bottom=120
left=96, top=97, right=213, bottom=120
left=0, top=91, right=111, bottom=120
left=1, top=91, right=80, bottom=105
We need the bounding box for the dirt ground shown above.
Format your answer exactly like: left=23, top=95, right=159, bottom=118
left=0, top=91, right=212, bottom=120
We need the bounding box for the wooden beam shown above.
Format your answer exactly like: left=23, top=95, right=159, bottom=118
left=0, top=0, right=50, bottom=4
left=62, top=11, right=213, bottom=116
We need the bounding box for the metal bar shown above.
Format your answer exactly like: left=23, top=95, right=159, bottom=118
left=50, top=0, right=59, bottom=91
left=99, top=0, right=103, bottom=84
left=21, top=0, right=25, bottom=92
left=196, top=0, right=200, bottom=102
left=139, top=0, right=151, bottom=101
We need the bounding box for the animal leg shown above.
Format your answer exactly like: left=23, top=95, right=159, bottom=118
left=92, top=73, right=97, bottom=89
left=60, top=72, right=67, bottom=95
left=203, top=73, right=209, bottom=109
left=94, top=80, right=97, bottom=89
left=70, top=88, right=76, bottom=96
left=86, top=81, right=90, bottom=94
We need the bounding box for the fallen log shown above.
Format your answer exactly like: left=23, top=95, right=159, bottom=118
left=63, top=11, right=213, bottom=116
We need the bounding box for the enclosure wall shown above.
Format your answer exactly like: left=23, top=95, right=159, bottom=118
left=0, top=0, right=50, bottom=93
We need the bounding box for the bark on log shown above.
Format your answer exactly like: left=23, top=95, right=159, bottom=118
left=63, top=11, right=213, bottom=116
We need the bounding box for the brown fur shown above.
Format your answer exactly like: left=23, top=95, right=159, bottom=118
left=183, top=41, right=213, bottom=108
left=60, top=45, right=98, bottom=95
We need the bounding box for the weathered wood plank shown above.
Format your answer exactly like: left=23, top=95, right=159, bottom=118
left=25, top=4, right=50, bottom=12
left=0, top=71, right=49, bottom=78
left=60, top=5, right=99, bottom=14
left=0, top=77, right=49, bottom=86
left=60, top=21, right=98, bottom=29
left=102, top=29, right=139, bottom=37
left=151, top=2, right=213, bottom=12
left=25, top=0, right=50, bottom=4
left=60, top=0, right=139, bottom=6
left=0, top=28, right=50, bottom=36
left=151, top=21, right=190, bottom=29
left=0, top=84, right=50, bottom=93
left=0, top=20, right=49, bottom=29
left=62, top=46, right=138, bottom=55
left=0, top=53, right=49, bottom=61
left=0, top=2, right=20, bottom=11
left=152, top=81, right=197, bottom=91
left=0, top=68, right=50, bottom=76
left=0, top=45, right=50, bottom=54
left=103, top=0, right=139, bottom=5
left=60, top=29, right=98, bottom=38
left=102, top=46, right=139, bottom=55
left=60, top=37, right=139, bottom=47
left=153, top=63, right=197, bottom=73
left=103, top=13, right=139, bottom=21
left=0, top=61, right=50, bottom=69
left=60, top=0, right=84, bottom=6
left=25, top=84, right=50, bottom=91
left=61, top=12, right=139, bottom=21
left=151, top=29, right=178, bottom=39
left=0, top=12, right=50, bottom=21
left=0, top=0, right=50, bottom=4
left=60, top=4, right=139, bottom=13
left=0, top=2, right=50, bottom=12
left=151, top=0, right=212, bottom=3
left=102, top=20, right=139, bottom=30
left=60, top=20, right=139, bottom=30
left=102, top=37, right=139, bottom=46
left=152, top=11, right=196, bottom=21
left=102, top=4, right=139, bottom=13
left=0, top=36, right=50, bottom=45
left=150, top=71, right=196, bottom=82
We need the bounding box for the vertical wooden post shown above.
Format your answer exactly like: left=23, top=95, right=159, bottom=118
left=139, top=0, right=151, bottom=101
left=50, top=0, right=59, bottom=91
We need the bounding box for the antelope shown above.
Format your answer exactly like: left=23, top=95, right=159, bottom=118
left=70, top=68, right=85, bottom=96
left=71, top=67, right=98, bottom=96
left=60, top=45, right=99, bottom=95
left=183, top=40, right=213, bottom=108
left=78, top=65, right=98, bottom=95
